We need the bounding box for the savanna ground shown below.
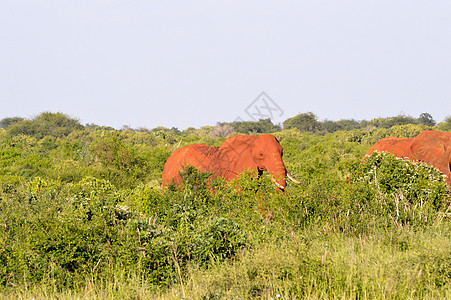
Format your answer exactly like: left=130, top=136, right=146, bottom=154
left=0, top=113, right=450, bottom=299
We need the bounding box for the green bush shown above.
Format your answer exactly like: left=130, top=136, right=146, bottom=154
left=191, top=217, right=246, bottom=266
left=351, top=152, right=450, bottom=227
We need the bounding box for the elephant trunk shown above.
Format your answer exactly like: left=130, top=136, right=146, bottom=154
left=268, top=164, right=287, bottom=191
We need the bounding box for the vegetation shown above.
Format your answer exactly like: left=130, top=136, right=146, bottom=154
left=283, top=112, right=439, bottom=134
left=217, top=118, right=281, bottom=135
left=0, top=112, right=450, bottom=299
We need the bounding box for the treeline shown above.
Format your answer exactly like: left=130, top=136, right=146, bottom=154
left=213, top=112, right=451, bottom=136
left=2, top=111, right=450, bottom=139
left=282, top=112, right=451, bottom=134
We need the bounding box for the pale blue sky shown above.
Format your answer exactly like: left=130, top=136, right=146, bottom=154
left=1, top=1, right=450, bottom=129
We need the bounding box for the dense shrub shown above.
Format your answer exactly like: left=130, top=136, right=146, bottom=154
left=351, top=152, right=450, bottom=227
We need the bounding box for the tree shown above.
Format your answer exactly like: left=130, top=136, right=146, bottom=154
left=210, top=125, right=235, bottom=138
left=7, top=112, right=84, bottom=139
left=322, top=119, right=361, bottom=133
left=283, top=112, right=321, bottom=133
left=435, top=116, right=451, bottom=132
left=217, top=118, right=280, bottom=134
left=0, top=117, right=24, bottom=129
left=417, top=113, right=436, bottom=126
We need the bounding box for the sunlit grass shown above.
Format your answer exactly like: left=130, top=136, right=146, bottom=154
left=7, top=224, right=447, bottom=299
left=167, top=224, right=451, bottom=299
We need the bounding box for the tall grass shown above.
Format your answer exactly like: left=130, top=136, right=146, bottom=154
left=164, top=225, right=451, bottom=299
left=4, top=224, right=449, bottom=299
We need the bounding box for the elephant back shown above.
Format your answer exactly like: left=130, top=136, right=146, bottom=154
left=162, top=144, right=215, bottom=187
left=364, top=136, right=413, bottom=159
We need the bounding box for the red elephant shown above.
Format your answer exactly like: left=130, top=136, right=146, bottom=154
left=162, top=134, right=299, bottom=190
left=364, top=130, right=451, bottom=187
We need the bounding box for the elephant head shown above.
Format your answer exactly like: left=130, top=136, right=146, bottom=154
left=214, top=135, right=289, bottom=190
left=162, top=134, right=299, bottom=190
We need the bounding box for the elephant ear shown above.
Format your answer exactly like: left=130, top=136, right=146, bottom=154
left=212, top=135, right=258, bottom=180
left=410, top=136, right=449, bottom=175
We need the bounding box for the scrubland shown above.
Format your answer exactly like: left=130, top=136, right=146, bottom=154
left=0, top=113, right=450, bottom=299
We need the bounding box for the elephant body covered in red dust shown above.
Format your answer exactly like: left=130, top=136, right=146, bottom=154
left=364, top=131, right=451, bottom=187
left=162, top=134, right=299, bottom=191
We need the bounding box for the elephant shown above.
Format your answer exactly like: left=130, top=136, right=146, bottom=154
left=364, top=130, right=451, bottom=187
left=162, top=134, right=299, bottom=190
